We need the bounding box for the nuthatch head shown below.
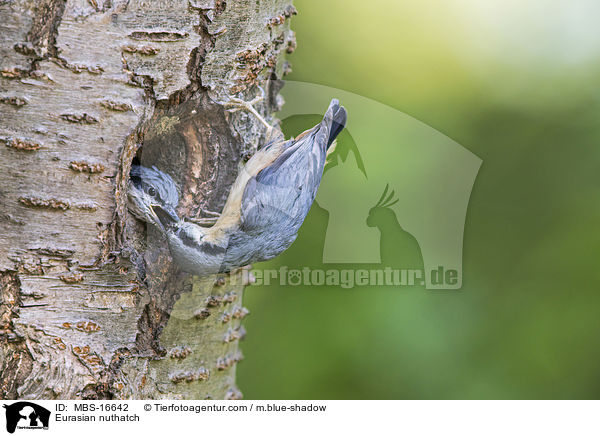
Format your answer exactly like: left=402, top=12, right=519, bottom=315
left=128, top=98, right=347, bottom=276
left=128, top=165, right=180, bottom=232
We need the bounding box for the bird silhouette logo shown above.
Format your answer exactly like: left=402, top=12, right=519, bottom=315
left=366, top=184, right=424, bottom=272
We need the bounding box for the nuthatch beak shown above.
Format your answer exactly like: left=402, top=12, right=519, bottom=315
left=151, top=204, right=179, bottom=231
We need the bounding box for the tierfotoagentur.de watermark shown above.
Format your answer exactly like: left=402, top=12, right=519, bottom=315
left=231, top=266, right=460, bottom=289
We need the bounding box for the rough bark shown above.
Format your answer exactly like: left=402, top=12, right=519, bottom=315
left=0, top=0, right=295, bottom=399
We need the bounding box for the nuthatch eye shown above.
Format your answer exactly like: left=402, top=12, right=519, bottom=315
left=128, top=96, right=347, bottom=276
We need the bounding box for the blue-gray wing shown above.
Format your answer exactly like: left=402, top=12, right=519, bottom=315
left=240, top=130, right=328, bottom=234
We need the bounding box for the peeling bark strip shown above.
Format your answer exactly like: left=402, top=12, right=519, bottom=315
left=59, top=273, right=84, bottom=283
left=18, top=196, right=70, bottom=210
left=266, top=5, right=298, bottom=28
left=122, top=45, right=161, bottom=56
left=100, top=100, right=133, bottom=112
left=69, top=161, right=105, bottom=173
left=60, top=113, right=98, bottom=124
left=1, top=68, right=27, bottom=79
left=129, top=31, right=189, bottom=42
left=1, top=0, right=294, bottom=400
left=0, top=96, right=28, bottom=106
left=1, top=138, right=42, bottom=151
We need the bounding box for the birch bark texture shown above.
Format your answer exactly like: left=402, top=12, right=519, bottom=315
left=0, top=0, right=296, bottom=399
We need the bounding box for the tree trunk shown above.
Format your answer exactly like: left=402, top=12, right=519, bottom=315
left=0, top=0, right=295, bottom=400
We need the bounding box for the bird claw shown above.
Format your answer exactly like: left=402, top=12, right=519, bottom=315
left=224, top=97, right=249, bottom=113
left=219, top=85, right=273, bottom=133
left=222, top=85, right=265, bottom=110
left=188, top=217, right=219, bottom=226
left=200, top=208, right=222, bottom=218
left=187, top=209, right=221, bottom=226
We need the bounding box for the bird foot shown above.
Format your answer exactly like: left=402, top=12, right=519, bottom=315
left=200, top=208, right=221, bottom=218
left=220, top=85, right=275, bottom=136
left=188, top=209, right=221, bottom=227
left=188, top=217, right=218, bottom=226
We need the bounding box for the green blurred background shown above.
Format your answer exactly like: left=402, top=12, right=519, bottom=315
left=237, top=0, right=600, bottom=399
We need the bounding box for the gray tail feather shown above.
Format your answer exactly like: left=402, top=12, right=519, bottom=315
left=323, top=99, right=347, bottom=148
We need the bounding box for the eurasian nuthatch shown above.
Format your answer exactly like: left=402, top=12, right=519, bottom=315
left=128, top=96, right=347, bottom=275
